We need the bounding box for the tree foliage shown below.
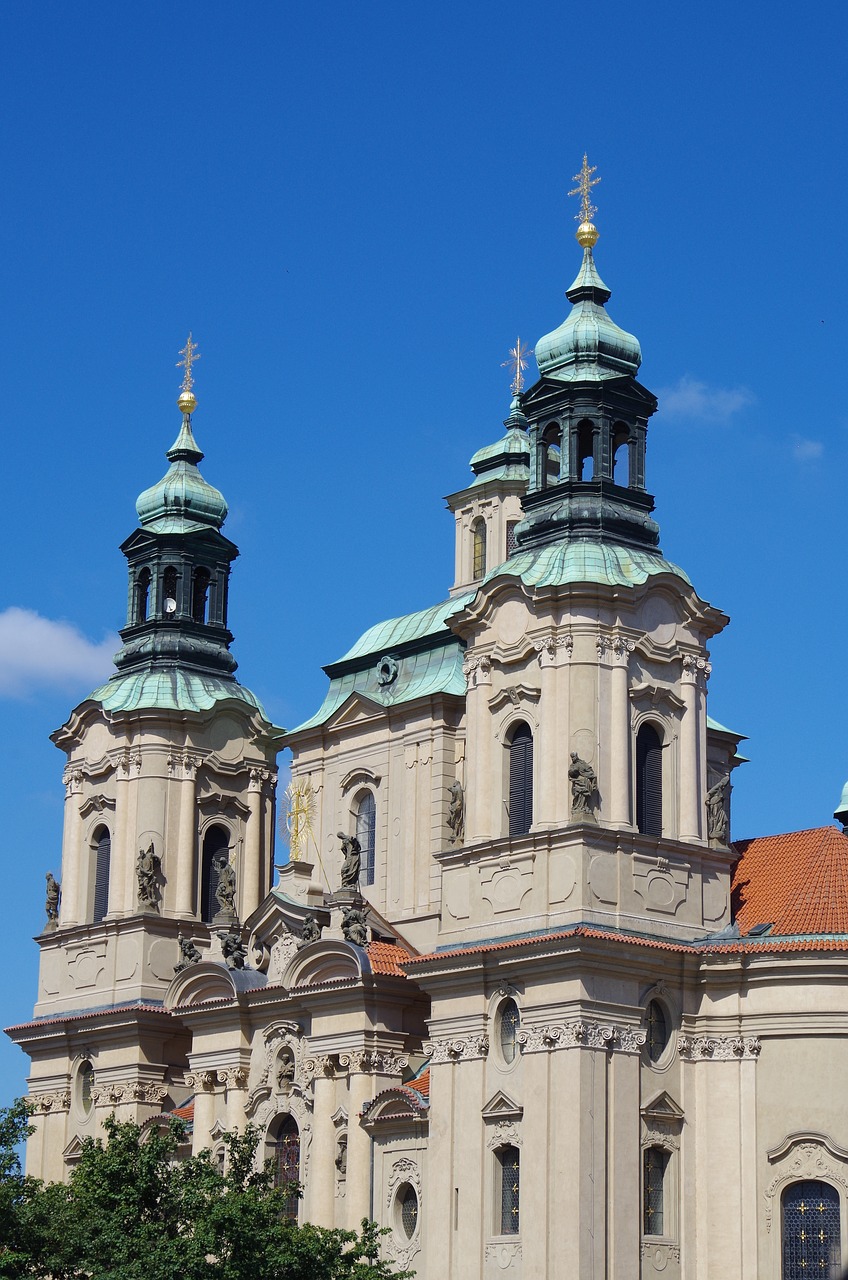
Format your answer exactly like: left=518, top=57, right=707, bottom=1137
left=0, top=1105, right=407, bottom=1280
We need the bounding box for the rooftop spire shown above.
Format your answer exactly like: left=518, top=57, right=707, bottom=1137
left=501, top=336, right=534, bottom=397
left=568, top=153, right=601, bottom=249
left=176, top=332, right=201, bottom=414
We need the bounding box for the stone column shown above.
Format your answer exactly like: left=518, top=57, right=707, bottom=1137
left=680, top=655, right=710, bottom=842
left=122, top=751, right=142, bottom=912
left=463, top=654, right=493, bottom=842
left=110, top=753, right=131, bottom=915
left=221, top=1067, right=249, bottom=1134
left=309, top=1058, right=337, bottom=1227
left=188, top=1072, right=218, bottom=1154
left=173, top=755, right=198, bottom=917
left=243, top=769, right=267, bottom=919
left=608, top=637, right=635, bottom=828
left=59, top=767, right=84, bottom=924
left=341, top=1053, right=376, bottom=1230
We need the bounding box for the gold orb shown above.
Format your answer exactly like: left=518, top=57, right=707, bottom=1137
left=576, top=221, right=599, bottom=248
left=178, top=390, right=197, bottom=415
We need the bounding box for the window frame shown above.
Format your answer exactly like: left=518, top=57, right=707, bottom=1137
left=507, top=721, right=534, bottom=837
left=353, top=789, right=376, bottom=887
left=472, top=518, right=487, bottom=580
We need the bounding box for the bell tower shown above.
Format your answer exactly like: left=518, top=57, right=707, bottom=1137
left=11, top=340, right=283, bottom=1179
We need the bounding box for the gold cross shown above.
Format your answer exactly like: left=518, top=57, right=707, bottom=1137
left=501, top=337, right=534, bottom=396
left=177, top=333, right=201, bottom=393
left=569, top=154, right=601, bottom=224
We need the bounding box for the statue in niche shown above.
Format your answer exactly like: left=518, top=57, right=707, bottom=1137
left=298, top=914, right=323, bottom=948
left=136, top=842, right=161, bottom=910
left=276, top=1053, right=296, bottom=1093
left=214, top=855, right=237, bottom=918
left=569, top=752, right=597, bottom=816
left=342, top=903, right=369, bottom=947
left=447, top=779, right=465, bottom=844
left=219, top=928, right=247, bottom=970
left=337, top=832, right=362, bottom=889
left=174, top=933, right=202, bottom=974
left=335, top=1135, right=348, bottom=1175
left=44, top=873, right=60, bottom=927
left=706, top=775, right=731, bottom=844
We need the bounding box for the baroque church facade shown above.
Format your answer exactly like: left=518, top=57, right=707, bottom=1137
left=9, top=183, right=848, bottom=1280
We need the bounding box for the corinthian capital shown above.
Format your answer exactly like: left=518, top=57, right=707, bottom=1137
left=680, top=653, right=712, bottom=684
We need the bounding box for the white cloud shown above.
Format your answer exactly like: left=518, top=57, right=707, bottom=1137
left=791, top=435, right=824, bottom=462
left=0, top=608, right=118, bottom=698
left=658, top=376, right=755, bottom=422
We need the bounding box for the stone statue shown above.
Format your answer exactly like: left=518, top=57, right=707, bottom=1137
left=706, top=775, right=731, bottom=843
left=214, top=856, right=237, bottom=918
left=174, top=932, right=202, bottom=974
left=298, top=914, right=322, bottom=948
left=447, top=779, right=465, bottom=844
left=44, top=873, right=60, bottom=927
left=136, top=842, right=160, bottom=910
left=569, top=752, right=597, bottom=817
left=219, top=928, right=247, bottom=970
left=335, top=1136, right=348, bottom=1175
left=276, top=1054, right=295, bottom=1092
left=342, top=903, right=369, bottom=947
left=337, top=832, right=362, bottom=889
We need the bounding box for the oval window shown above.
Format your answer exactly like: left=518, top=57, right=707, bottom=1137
left=498, top=997, right=520, bottom=1064
left=646, top=999, right=670, bottom=1063
left=397, top=1182, right=419, bottom=1239
left=78, top=1060, right=94, bottom=1116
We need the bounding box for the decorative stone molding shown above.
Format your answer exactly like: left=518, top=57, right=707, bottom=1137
left=596, top=633, right=636, bottom=664
left=337, top=1050, right=408, bottom=1076
left=29, top=1090, right=71, bottom=1114
left=463, top=653, right=492, bottom=688
left=90, top=1082, right=167, bottom=1106
left=372, top=1052, right=409, bottom=1077
left=486, top=1241, right=522, bottom=1268
left=217, top=1067, right=248, bottom=1090
left=680, top=653, right=712, bottom=684
left=167, top=753, right=199, bottom=780
left=764, top=1134, right=848, bottom=1234
left=248, top=766, right=275, bottom=793
left=340, top=767, right=382, bottom=795
left=185, top=1070, right=218, bottom=1092
left=516, top=1021, right=646, bottom=1054
left=488, top=684, right=541, bottom=715
left=385, top=1156, right=423, bottom=1271
left=641, top=1243, right=680, bottom=1263
left=118, top=750, right=143, bottom=779
left=303, top=1055, right=334, bottom=1080
left=424, top=1034, right=489, bottom=1063
left=678, top=1034, right=761, bottom=1060
left=641, top=1092, right=684, bottom=1151
left=485, top=1120, right=522, bottom=1151
left=62, top=767, right=84, bottom=797
left=78, top=793, right=115, bottom=818
left=535, top=633, right=573, bottom=667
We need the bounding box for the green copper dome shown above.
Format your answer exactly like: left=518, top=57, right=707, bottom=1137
left=468, top=395, right=530, bottom=487
left=534, top=247, right=642, bottom=383
left=136, top=416, right=228, bottom=534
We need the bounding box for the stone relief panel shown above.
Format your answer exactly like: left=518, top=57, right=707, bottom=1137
left=678, top=1035, right=761, bottom=1061
left=480, top=859, right=535, bottom=916
left=384, top=1156, right=423, bottom=1273
left=633, top=854, right=689, bottom=916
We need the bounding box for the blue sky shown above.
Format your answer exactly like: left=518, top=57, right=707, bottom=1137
left=1, top=1, right=846, bottom=1100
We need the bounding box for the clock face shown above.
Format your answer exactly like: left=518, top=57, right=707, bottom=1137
left=164, top=597, right=177, bottom=614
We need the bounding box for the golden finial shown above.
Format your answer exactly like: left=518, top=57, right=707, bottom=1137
left=568, top=154, right=601, bottom=247
left=501, top=337, right=534, bottom=396
left=176, top=333, right=201, bottom=415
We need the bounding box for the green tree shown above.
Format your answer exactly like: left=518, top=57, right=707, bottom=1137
left=0, top=1105, right=408, bottom=1280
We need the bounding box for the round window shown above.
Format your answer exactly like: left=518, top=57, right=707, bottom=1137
left=397, top=1182, right=419, bottom=1240
left=497, top=997, right=520, bottom=1064
left=645, top=999, right=670, bottom=1063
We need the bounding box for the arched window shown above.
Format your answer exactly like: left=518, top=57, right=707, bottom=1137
left=538, top=422, right=562, bottom=490
left=643, top=1146, right=670, bottom=1235
left=497, top=998, right=520, bottom=1064
left=576, top=419, right=595, bottom=480
left=162, top=566, right=178, bottom=615
left=77, top=1060, right=94, bottom=1117
left=472, top=520, right=487, bottom=580
left=506, top=520, right=519, bottom=558
left=92, top=826, right=111, bottom=923
left=355, top=791, right=376, bottom=887
left=270, top=1115, right=300, bottom=1222
left=192, top=569, right=211, bottom=624
left=200, top=825, right=230, bottom=923
left=497, top=1145, right=520, bottom=1235
left=135, top=568, right=151, bottom=623
left=636, top=723, right=663, bottom=837
left=782, top=1180, right=841, bottom=1278
left=508, top=722, right=533, bottom=837
left=645, top=1000, right=670, bottom=1064
left=611, top=423, right=630, bottom=485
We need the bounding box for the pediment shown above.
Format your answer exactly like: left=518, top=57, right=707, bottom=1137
left=197, top=792, right=251, bottom=820
left=361, top=1088, right=428, bottom=1128
left=641, top=1090, right=684, bottom=1126
left=488, top=683, right=541, bottom=715
left=63, top=1135, right=85, bottom=1161
left=79, top=793, right=116, bottom=818
left=165, top=961, right=239, bottom=1010
left=482, top=1090, right=523, bottom=1123
left=341, top=767, right=382, bottom=794
left=325, top=692, right=385, bottom=730
left=629, top=682, right=686, bottom=715
left=282, top=939, right=370, bottom=988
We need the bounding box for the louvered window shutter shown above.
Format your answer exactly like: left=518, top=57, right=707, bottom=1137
left=636, top=725, right=663, bottom=836
left=92, top=829, right=111, bottom=923
left=509, top=724, right=533, bottom=836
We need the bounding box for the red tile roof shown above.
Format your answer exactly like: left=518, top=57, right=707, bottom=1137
left=367, top=941, right=413, bottom=975
left=409, top=1066, right=429, bottom=1098
left=171, top=1100, right=195, bottom=1122
left=732, top=826, right=848, bottom=937
left=404, top=924, right=692, bottom=967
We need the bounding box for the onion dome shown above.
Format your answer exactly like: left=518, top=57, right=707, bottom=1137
left=135, top=395, right=228, bottom=534
left=534, top=220, right=642, bottom=383
left=468, top=394, right=530, bottom=486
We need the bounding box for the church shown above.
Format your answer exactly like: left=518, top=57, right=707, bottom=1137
left=8, top=162, right=848, bottom=1280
